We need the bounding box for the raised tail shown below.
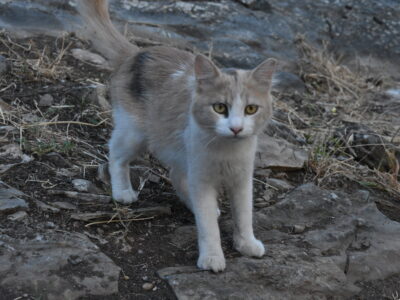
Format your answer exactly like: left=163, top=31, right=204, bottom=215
left=77, top=0, right=139, bottom=68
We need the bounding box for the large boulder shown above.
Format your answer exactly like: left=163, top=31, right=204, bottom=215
left=160, top=184, right=400, bottom=299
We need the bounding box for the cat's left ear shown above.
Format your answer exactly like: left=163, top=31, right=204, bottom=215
left=250, top=58, right=277, bottom=89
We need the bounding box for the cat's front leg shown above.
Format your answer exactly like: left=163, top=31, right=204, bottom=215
left=189, top=176, right=225, bottom=272
left=228, top=167, right=265, bottom=258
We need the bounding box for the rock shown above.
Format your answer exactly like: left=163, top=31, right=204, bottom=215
left=265, top=120, right=306, bottom=145
left=52, top=201, right=77, bottom=210
left=45, top=221, right=56, bottom=229
left=273, top=71, right=306, bottom=94
left=0, top=231, right=120, bottom=299
left=254, top=202, right=269, bottom=208
left=265, top=178, right=294, bottom=191
left=256, top=134, right=308, bottom=170
left=56, top=168, right=78, bottom=177
left=34, top=199, right=60, bottom=213
left=1, top=0, right=400, bottom=78
left=334, top=122, right=400, bottom=172
left=38, top=94, right=54, bottom=107
left=0, top=55, right=10, bottom=75
left=72, top=179, right=102, bottom=194
left=45, top=152, right=71, bottom=168
left=0, top=183, right=28, bottom=215
left=71, top=48, right=110, bottom=70
left=0, top=144, right=33, bottom=174
left=88, top=83, right=112, bottom=111
left=292, top=224, right=306, bottom=234
left=162, top=184, right=400, bottom=299
left=7, top=210, right=28, bottom=221
left=142, top=282, right=155, bottom=291
left=0, top=97, right=12, bottom=112
left=0, top=198, right=28, bottom=214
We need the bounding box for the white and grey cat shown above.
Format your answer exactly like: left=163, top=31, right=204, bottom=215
left=78, top=0, right=277, bottom=272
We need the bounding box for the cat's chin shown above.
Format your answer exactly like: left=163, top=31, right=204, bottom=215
left=218, top=134, right=252, bottom=140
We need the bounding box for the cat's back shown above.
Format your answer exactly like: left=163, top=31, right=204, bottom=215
left=111, top=46, right=196, bottom=161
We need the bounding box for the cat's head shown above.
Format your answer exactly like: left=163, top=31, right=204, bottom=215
left=191, top=55, right=277, bottom=139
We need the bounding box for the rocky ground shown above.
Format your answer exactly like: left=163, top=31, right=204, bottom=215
left=0, top=1, right=399, bottom=299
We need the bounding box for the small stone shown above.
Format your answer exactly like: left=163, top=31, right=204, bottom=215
left=89, top=83, right=111, bottom=111
left=68, top=255, right=83, bottom=265
left=263, top=189, right=274, bottom=201
left=56, top=168, right=77, bottom=177
left=254, top=168, right=272, bottom=178
left=97, top=163, right=110, bottom=185
left=52, top=202, right=77, bottom=210
left=0, top=55, right=10, bottom=75
left=254, top=202, right=269, bottom=208
left=38, top=94, right=54, bottom=107
left=35, top=200, right=60, bottom=213
left=71, top=48, right=110, bottom=69
left=142, top=282, right=154, bottom=291
left=138, top=249, right=144, bottom=254
left=293, top=225, right=306, bottom=234
left=330, top=193, right=339, bottom=200
left=273, top=71, right=306, bottom=94
left=148, top=174, right=161, bottom=184
left=45, top=221, right=56, bottom=229
left=0, top=198, right=28, bottom=215
left=266, top=178, right=294, bottom=191
left=255, top=197, right=265, bottom=203
left=72, top=179, right=102, bottom=194
left=7, top=211, right=27, bottom=221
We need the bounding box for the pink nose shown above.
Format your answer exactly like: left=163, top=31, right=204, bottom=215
left=230, top=127, right=243, bottom=135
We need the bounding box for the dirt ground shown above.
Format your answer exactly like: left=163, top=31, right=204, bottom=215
left=0, top=32, right=399, bottom=299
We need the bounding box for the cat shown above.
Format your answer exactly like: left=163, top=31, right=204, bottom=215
left=78, top=0, right=277, bottom=272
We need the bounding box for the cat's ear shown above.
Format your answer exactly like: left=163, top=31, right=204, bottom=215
left=194, top=55, right=220, bottom=81
left=250, top=58, right=277, bottom=89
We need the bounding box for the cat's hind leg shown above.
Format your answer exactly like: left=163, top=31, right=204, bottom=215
left=109, top=107, right=145, bottom=204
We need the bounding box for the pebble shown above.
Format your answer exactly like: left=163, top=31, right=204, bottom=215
left=293, top=225, right=306, bottom=234
left=266, top=178, right=294, bottom=191
left=52, top=202, right=77, bottom=210
left=254, top=202, right=269, bottom=208
left=45, top=221, right=56, bottom=229
left=142, top=282, right=154, bottom=291
left=68, top=255, right=83, bottom=265
left=7, top=211, right=28, bottom=221
left=0, top=55, right=10, bottom=75
left=72, top=178, right=102, bottom=194
left=38, top=94, right=54, bottom=107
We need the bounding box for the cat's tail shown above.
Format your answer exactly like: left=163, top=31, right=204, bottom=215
left=77, top=0, right=139, bottom=68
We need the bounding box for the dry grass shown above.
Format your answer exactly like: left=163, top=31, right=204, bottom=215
left=295, top=35, right=377, bottom=100
left=295, top=37, right=400, bottom=199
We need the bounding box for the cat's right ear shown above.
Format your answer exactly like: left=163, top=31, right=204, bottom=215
left=194, top=55, right=220, bottom=81
left=250, top=58, right=277, bottom=89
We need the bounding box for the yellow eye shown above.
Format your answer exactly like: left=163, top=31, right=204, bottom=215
left=213, top=103, right=227, bottom=115
left=245, top=105, right=258, bottom=115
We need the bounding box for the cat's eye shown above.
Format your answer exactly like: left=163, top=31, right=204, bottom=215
left=245, top=105, right=258, bottom=115
left=213, top=103, right=228, bottom=115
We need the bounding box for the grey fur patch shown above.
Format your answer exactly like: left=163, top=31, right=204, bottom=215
left=130, top=51, right=151, bottom=99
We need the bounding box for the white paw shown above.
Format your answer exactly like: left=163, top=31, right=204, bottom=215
left=234, top=237, right=265, bottom=258
left=112, top=188, right=138, bottom=204
left=197, top=253, right=226, bottom=272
